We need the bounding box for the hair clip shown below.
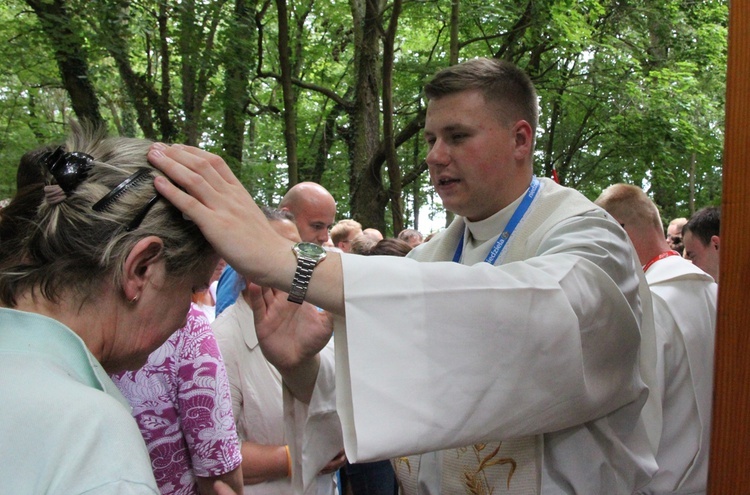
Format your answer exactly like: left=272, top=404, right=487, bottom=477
left=92, top=168, right=151, bottom=212
left=42, top=146, right=94, bottom=195
left=92, top=168, right=161, bottom=232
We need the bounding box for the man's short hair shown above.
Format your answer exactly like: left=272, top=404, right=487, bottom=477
left=350, top=233, right=377, bottom=255
left=594, top=184, right=663, bottom=232
left=424, top=58, right=539, bottom=137
left=330, top=219, right=362, bottom=245
left=684, top=206, right=720, bottom=246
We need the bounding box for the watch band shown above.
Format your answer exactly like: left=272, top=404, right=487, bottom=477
left=287, top=256, right=319, bottom=304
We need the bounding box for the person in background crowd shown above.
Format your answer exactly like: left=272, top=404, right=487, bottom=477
left=279, top=183, right=337, bottom=246
left=369, top=238, right=413, bottom=258
left=396, top=229, right=423, bottom=249
left=330, top=219, right=363, bottom=253
left=682, top=206, right=721, bottom=283
left=362, top=228, right=383, bottom=241
left=349, top=233, right=378, bottom=255
left=111, top=299, right=243, bottom=494
left=596, top=184, right=717, bottom=494
left=191, top=258, right=226, bottom=323
left=666, top=217, right=687, bottom=255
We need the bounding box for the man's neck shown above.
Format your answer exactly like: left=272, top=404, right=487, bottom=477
left=638, top=238, right=675, bottom=267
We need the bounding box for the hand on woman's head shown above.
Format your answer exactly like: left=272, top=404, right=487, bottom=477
left=148, top=143, right=290, bottom=286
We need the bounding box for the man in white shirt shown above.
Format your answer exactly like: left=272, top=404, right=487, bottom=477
left=149, top=57, right=660, bottom=494
left=213, top=207, right=343, bottom=495
left=596, top=184, right=717, bottom=494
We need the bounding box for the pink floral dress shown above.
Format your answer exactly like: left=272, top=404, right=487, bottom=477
left=112, top=304, right=242, bottom=495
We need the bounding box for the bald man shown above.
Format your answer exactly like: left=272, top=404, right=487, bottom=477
left=595, top=184, right=717, bottom=494
left=279, top=182, right=337, bottom=246
left=666, top=217, right=687, bottom=255
left=215, top=182, right=337, bottom=315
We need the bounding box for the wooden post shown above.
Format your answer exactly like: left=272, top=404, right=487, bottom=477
left=707, top=3, right=750, bottom=492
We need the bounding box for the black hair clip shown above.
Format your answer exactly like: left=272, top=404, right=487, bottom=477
left=42, top=146, right=94, bottom=195
left=93, top=168, right=161, bottom=232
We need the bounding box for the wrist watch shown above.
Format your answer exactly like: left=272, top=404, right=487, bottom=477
left=287, top=242, right=327, bottom=304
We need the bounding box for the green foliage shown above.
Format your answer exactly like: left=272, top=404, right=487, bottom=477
left=0, top=0, right=728, bottom=229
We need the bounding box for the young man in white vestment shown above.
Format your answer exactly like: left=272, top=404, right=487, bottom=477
left=147, top=58, right=661, bottom=494
left=596, top=184, right=717, bottom=494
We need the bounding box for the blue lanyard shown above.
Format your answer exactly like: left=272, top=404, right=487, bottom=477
left=452, top=176, right=541, bottom=265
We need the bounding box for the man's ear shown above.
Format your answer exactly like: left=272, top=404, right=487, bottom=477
left=711, top=235, right=720, bottom=250
left=512, top=120, right=534, bottom=158
left=122, top=236, right=165, bottom=303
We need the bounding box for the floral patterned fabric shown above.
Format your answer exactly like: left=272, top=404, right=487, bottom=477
left=112, top=304, right=242, bottom=495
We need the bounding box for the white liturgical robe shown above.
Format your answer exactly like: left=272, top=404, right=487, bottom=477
left=286, top=178, right=659, bottom=494
left=637, top=255, right=717, bottom=495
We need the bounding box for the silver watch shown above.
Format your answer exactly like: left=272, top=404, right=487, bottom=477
left=287, top=242, right=327, bottom=304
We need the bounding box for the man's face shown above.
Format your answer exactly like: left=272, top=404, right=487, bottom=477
left=423, top=89, right=526, bottom=221
left=666, top=224, right=684, bottom=253
left=683, top=230, right=720, bottom=281
left=294, top=207, right=336, bottom=245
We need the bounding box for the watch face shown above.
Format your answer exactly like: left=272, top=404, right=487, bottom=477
left=295, top=242, right=327, bottom=259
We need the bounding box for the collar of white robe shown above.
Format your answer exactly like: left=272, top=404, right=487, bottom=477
left=452, top=176, right=541, bottom=265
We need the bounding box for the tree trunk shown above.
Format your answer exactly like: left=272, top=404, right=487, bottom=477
left=449, top=0, right=460, bottom=64
left=25, top=0, right=104, bottom=128
left=178, top=0, right=226, bottom=145
left=348, top=0, right=385, bottom=230
left=688, top=152, right=696, bottom=215
left=275, top=0, right=299, bottom=186
left=221, top=0, right=256, bottom=179
left=383, top=0, right=404, bottom=234
left=707, top=1, right=750, bottom=489
left=93, top=0, right=174, bottom=141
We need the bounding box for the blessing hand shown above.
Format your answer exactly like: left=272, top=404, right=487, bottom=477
left=148, top=143, right=292, bottom=288
left=148, top=143, right=346, bottom=315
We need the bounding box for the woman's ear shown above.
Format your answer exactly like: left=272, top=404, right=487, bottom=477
left=122, top=236, right=165, bottom=303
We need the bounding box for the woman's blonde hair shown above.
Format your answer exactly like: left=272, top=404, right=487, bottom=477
left=0, top=122, right=212, bottom=306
